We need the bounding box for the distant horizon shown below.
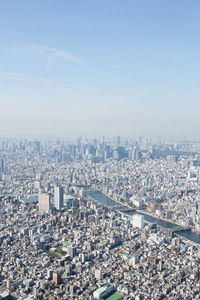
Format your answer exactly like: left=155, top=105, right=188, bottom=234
left=0, top=133, right=200, bottom=142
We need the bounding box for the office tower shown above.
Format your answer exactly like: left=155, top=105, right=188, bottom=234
left=54, top=186, right=64, bottom=210
left=0, top=158, right=4, bottom=173
left=132, top=214, right=144, bottom=229
left=6, top=278, right=11, bottom=290
left=116, top=136, right=121, bottom=147
left=77, top=137, right=81, bottom=147
left=67, top=246, right=76, bottom=258
left=66, top=265, right=72, bottom=275
left=95, top=268, right=103, bottom=280
left=53, top=272, right=62, bottom=285
left=47, top=269, right=53, bottom=280
left=35, top=140, right=40, bottom=152
left=38, top=194, right=50, bottom=213
left=34, top=181, right=41, bottom=190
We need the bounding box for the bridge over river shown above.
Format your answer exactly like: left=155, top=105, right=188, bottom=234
left=170, top=226, right=191, bottom=233
left=86, top=188, right=200, bottom=245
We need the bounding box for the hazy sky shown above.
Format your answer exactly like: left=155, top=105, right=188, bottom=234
left=1, top=1, right=200, bottom=137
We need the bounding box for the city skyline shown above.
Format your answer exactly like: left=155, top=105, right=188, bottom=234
left=0, top=136, right=200, bottom=298
left=1, top=1, right=200, bottom=137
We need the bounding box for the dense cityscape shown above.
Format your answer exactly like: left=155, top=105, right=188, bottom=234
left=0, top=136, right=200, bottom=299
left=1, top=0, right=200, bottom=299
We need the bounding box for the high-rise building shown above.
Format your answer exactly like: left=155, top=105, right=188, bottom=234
left=54, top=186, right=64, bottom=210
left=95, top=268, right=103, bottom=280
left=67, top=246, right=76, bottom=258
left=6, top=278, right=11, bottom=290
left=53, top=272, right=62, bottom=285
left=132, top=214, right=144, bottom=229
left=0, top=158, right=4, bottom=173
left=34, top=181, right=41, bottom=190
left=38, top=194, right=50, bottom=213
left=116, top=136, right=121, bottom=147
left=47, top=269, right=53, bottom=280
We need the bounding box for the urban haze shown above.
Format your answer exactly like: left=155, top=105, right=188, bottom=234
left=0, top=1, right=200, bottom=300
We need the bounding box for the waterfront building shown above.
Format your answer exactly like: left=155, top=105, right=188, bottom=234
left=132, top=214, right=144, bottom=229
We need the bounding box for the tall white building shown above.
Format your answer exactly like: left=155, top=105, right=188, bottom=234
left=95, top=268, right=103, bottom=280
left=132, top=214, right=144, bottom=229
left=54, top=186, right=64, bottom=210
left=34, top=181, right=41, bottom=190
left=38, top=194, right=50, bottom=213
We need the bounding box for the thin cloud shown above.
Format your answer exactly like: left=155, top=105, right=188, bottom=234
left=28, top=45, right=81, bottom=71
left=2, top=44, right=82, bottom=71
left=0, top=72, right=52, bottom=85
left=28, top=45, right=81, bottom=63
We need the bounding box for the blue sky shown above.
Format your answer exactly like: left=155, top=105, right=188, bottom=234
left=0, top=0, right=200, bottom=137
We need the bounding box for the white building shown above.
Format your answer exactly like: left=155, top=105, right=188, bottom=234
left=93, top=284, right=115, bottom=299
left=130, top=195, right=144, bottom=208
left=132, top=214, right=144, bottom=229
left=38, top=194, right=50, bottom=213
left=34, top=181, right=41, bottom=190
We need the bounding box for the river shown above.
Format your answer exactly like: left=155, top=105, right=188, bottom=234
left=87, top=189, right=200, bottom=245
